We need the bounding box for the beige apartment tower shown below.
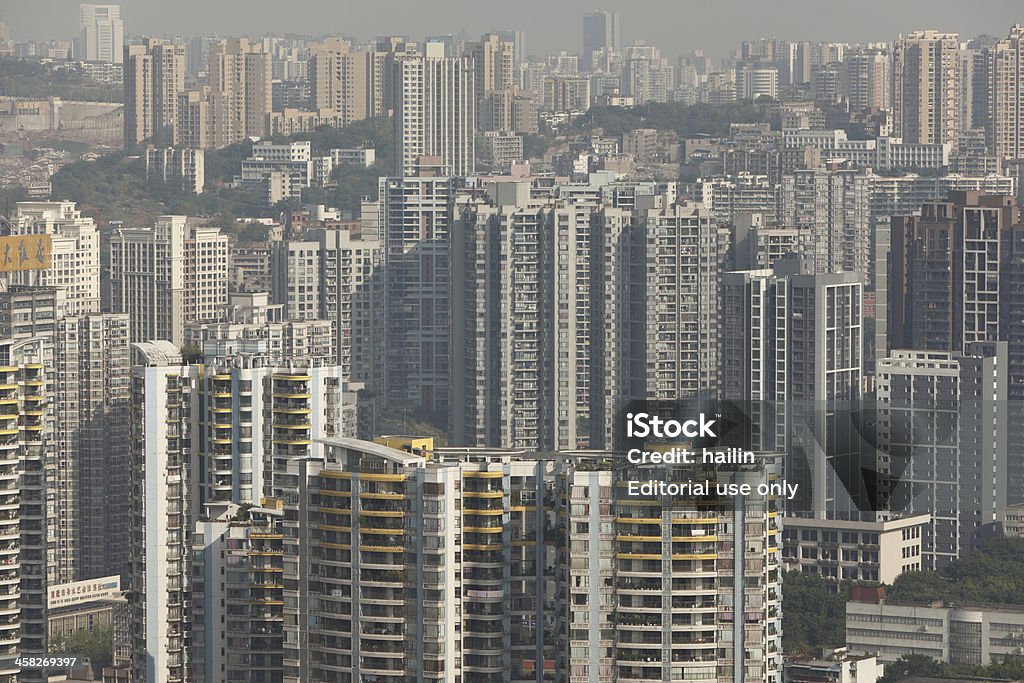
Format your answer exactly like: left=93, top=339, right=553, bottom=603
left=123, top=38, right=186, bottom=150
left=990, top=25, right=1024, bottom=159
left=893, top=30, right=963, bottom=147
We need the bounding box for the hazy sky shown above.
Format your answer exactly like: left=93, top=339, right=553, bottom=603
left=6, top=0, right=1024, bottom=59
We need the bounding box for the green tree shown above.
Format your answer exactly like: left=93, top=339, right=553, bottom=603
left=886, top=537, right=1024, bottom=605
left=180, top=342, right=203, bottom=364
left=781, top=571, right=847, bottom=656
left=878, top=654, right=943, bottom=683
left=50, top=625, right=114, bottom=676
left=0, top=58, right=121, bottom=102
left=573, top=100, right=768, bottom=138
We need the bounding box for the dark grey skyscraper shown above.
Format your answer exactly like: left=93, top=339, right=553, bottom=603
left=582, top=10, right=621, bottom=71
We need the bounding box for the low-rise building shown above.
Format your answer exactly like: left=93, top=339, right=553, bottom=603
left=847, top=596, right=1024, bottom=665
left=145, top=146, right=205, bottom=194
left=784, top=648, right=883, bottom=683
left=329, top=147, right=376, bottom=167
left=782, top=514, right=930, bottom=583
left=479, top=131, right=524, bottom=170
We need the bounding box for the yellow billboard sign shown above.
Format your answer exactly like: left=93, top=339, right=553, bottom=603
left=0, top=234, right=51, bottom=273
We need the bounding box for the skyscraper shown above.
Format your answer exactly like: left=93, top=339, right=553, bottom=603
left=989, top=25, right=1024, bottom=159
left=844, top=48, right=892, bottom=111
left=10, top=201, right=101, bottom=317
left=129, top=340, right=343, bottom=682
left=270, top=228, right=384, bottom=390
left=206, top=38, right=272, bottom=146
left=623, top=198, right=721, bottom=402
left=878, top=343, right=1008, bottom=568
left=779, top=168, right=873, bottom=280
left=191, top=501, right=284, bottom=682
left=721, top=257, right=864, bottom=515
left=272, top=438, right=783, bottom=683
left=0, top=338, right=51, bottom=682
left=128, top=342, right=197, bottom=683
left=888, top=191, right=1015, bottom=353
left=53, top=315, right=131, bottom=583
left=582, top=10, right=621, bottom=72
left=379, top=175, right=460, bottom=416
left=183, top=226, right=229, bottom=325
left=308, top=38, right=386, bottom=126
left=893, top=30, right=963, bottom=147
left=123, top=38, right=185, bottom=150
left=392, top=43, right=475, bottom=176
left=109, top=216, right=187, bottom=345
left=464, top=33, right=516, bottom=120
left=450, top=181, right=593, bottom=450
left=79, top=4, right=123, bottom=64
left=492, top=28, right=526, bottom=66
left=109, top=217, right=228, bottom=345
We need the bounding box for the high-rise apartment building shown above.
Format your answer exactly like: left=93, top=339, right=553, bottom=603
left=542, top=75, right=591, bottom=112
left=272, top=438, right=783, bottom=683
left=128, top=341, right=197, bottom=683
left=465, top=33, right=516, bottom=121
left=270, top=228, right=384, bottom=389
left=183, top=226, right=229, bottom=325
left=450, top=181, right=595, bottom=450
left=623, top=43, right=675, bottom=104
left=447, top=179, right=724, bottom=449
left=1003, top=222, right=1024, bottom=506
left=129, top=339, right=343, bottom=682
left=10, top=201, right=101, bottom=317
left=877, top=344, right=1008, bottom=568
left=889, top=191, right=1015, bottom=353
left=623, top=198, right=721, bottom=402
left=191, top=501, right=284, bottom=683
left=52, top=316, right=131, bottom=585
left=79, top=4, right=123, bottom=64
left=110, top=216, right=186, bottom=344
left=123, top=38, right=185, bottom=150
left=0, top=339, right=51, bottom=682
left=989, top=25, right=1024, bottom=159
left=174, top=87, right=211, bottom=149
left=392, top=43, right=475, bottom=176
left=582, top=10, right=621, bottom=71
left=205, top=38, right=272, bottom=146
left=779, top=168, right=873, bottom=280
left=200, top=355, right=342, bottom=505
left=493, top=29, right=526, bottom=67
left=721, top=257, right=864, bottom=515
left=144, top=146, right=205, bottom=194
left=183, top=318, right=337, bottom=367
left=109, top=216, right=228, bottom=345
left=379, top=176, right=460, bottom=416
left=893, top=31, right=963, bottom=147
left=308, top=38, right=387, bottom=126
left=844, top=48, right=891, bottom=111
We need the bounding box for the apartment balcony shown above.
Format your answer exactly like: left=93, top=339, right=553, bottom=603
left=360, top=625, right=402, bottom=640
left=360, top=640, right=403, bottom=656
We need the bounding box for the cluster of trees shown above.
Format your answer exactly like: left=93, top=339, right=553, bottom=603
left=43, top=116, right=398, bottom=227
left=50, top=152, right=268, bottom=228
left=880, top=653, right=1024, bottom=683
left=50, top=625, right=114, bottom=676
left=294, top=117, right=393, bottom=215
left=0, top=58, right=121, bottom=102
left=780, top=571, right=847, bottom=656
left=572, top=100, right=769, bottom=139
left=886, top=537, right=1024, bottom=605
left=377, top=405, right=448, bottom=446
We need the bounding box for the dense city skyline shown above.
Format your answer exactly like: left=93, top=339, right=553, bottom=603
left=5, top=0, right=1024, bottom=58
left=8, top=2, right=1024, bottom=682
